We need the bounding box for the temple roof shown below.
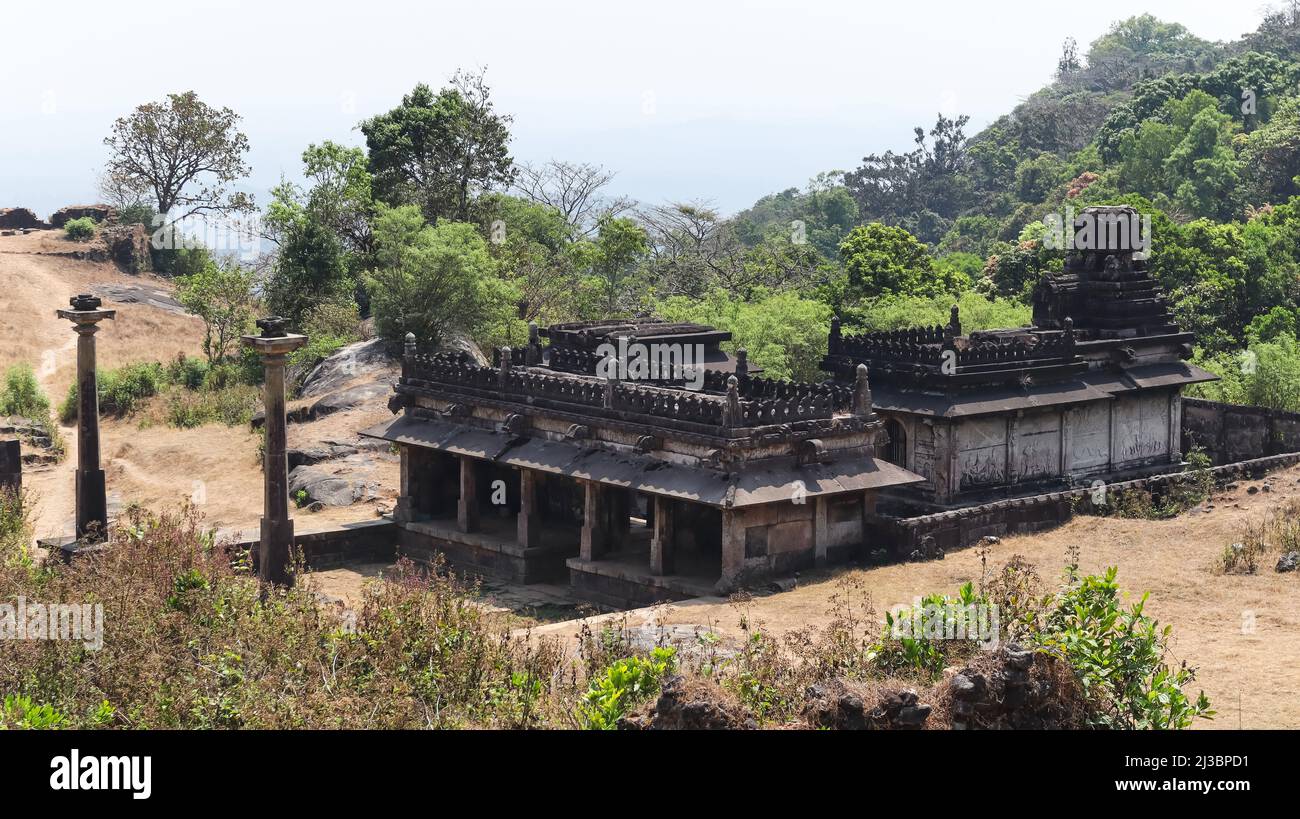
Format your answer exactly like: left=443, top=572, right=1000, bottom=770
left=361, top=415, right=923, bottom=506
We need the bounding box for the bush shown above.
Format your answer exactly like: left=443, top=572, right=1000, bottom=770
left=0, top=505, right=574, bottom=728
left=1, top=364, right=50, bottom=419
left=63, top=217, right=97, bottom=242
left=577, top=647, right=677, bottom=730
left=1038, top=567, right=1213, bottom=729
left=61, top=361, right=164, bottom=422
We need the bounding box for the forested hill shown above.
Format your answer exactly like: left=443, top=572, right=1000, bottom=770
left=714, top=7, right=1300, bottom=407
left=91, top=8, right=1300, bottom=413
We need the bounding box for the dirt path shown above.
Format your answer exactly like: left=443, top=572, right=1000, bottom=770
left=529, top=467, right=1300, bottom=729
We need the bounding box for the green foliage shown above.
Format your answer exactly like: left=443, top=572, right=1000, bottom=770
left=576, top=647, right=676, bottom=730
left=176, top=259, right=256, bottom=364
left=367, top=205, right=518, bottom=347
left=1, top=364, right=50, bottom=419
left=1039, top=567, right=1213, bottom=729
left=63, top=216, right=97, bottom=242
left=61, top=361, right=164, bottom=422
left=850, top=290, right=1032, bottom=334
left=361, top=71, right=515, bottom=224
left=0, top=694, right=65, bottom=729
left=1191, top=332, right=1300, bottom=410
left=265, top=220, right=352, bottom=328
left=838, top=223, right=951, bottom=300
left=656, top=288, right=832, bottom=382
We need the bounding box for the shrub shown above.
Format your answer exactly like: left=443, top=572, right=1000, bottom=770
left=577, top=647, right=677, bottom=730
left=0, top=505, right=575, bottom=729
left=61, top=361, right=164, bottom=421
left=63, top=216, right=97, bottom=242
left=1038, top=566, right=1213, bottom=729
left=1, top=364, right=50, bottom=419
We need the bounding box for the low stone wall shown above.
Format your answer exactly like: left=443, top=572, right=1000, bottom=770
left=0, top=439, right=20, bottom=494
left=874, top=450, right=1300, bottom=556
left=226, top=519, right=398, bottom=571
left=1182, top=397, right=1300, bottom=464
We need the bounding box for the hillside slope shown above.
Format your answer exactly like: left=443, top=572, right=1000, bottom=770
left=0, top=231, right=397, bottom=539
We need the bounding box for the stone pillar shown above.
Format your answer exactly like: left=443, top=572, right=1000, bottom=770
left=395, top=446, right=415, bottom=523
left=517, top=468, right=540, bottom=547
left=457, top=456, right=480, bottom=533
left=813, top=496, right=830, bottom=568
left=649, top=495, right=675, bottom=575
left=57, top=294, right=115, bottom=541
left=717, top=508, right=745, bottom=592
left=242, top=317, right=307, bottom=586
left=580, top=480, right=608, bottom=560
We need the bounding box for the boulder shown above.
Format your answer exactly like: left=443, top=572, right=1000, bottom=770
left=299, top=338, right=395, bottom=398
left=307, top=382, right=393, bottom=420
left=1277, top=551, right=1299, bottom=573
left=288, top=465, right=374, bottom=506
left=50, top=204, right=115, bottom=228
left=0, top=207, right=49, bottom=229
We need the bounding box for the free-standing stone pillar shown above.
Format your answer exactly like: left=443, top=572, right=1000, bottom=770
left=517, top=468, right=540, bottom=547
left=580, top=480, right=608, bottom=560
left=242, top=317, right=307, bottom=586
left=649, top=495, right=675, bottom=575
left=57, top=294, right=115, bottom=541
left=457, top=456, right=480, bottom=533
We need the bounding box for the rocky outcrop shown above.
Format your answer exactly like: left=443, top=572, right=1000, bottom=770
left=289, top=464, right=378, bottom=507
left=802, top=679, right=932, bottom=729
left=50, top=204, right=116, bottom=228
left=299, top=338, right=395, bottom=398
left=101, top=223, right=150, bottom=273
left=945, top=643, right=1088, bottom=730
left=0, top=207, right=49, bottom=229
left=620, top=676, right=757, bottom=730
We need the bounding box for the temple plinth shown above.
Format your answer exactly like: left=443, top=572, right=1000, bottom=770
left=242, top=317, right=307, bottom=586
left=56, top=293, right=115, bottom=541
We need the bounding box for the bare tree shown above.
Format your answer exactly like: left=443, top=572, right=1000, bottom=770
left=513, top=160, right=633, bottom=239
left=103, top=91, right=254, bottom=222
left=638, top=201, right=822, bottom=299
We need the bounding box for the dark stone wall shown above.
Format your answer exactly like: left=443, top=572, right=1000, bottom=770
left=873, top=451, right=1300, bottom=557
left=0, top=439, right=20, bottom=494
left=1182, top=397, right=1300, bottom=465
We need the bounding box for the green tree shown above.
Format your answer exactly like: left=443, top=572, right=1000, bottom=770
left=583, top=215, right=648, bottom=317
left=102, top=91, right=253, bottom=220
left=656, top=288, right=832, bottom=382
left=175, top=260, right=257, bottom=364
left=366, top=205, right=517, bottom=346
left=838, top=223, right=956, bottom=300
left=361, top=70, right=515, bottom=224
left=265, top=220, right=351, bottom=328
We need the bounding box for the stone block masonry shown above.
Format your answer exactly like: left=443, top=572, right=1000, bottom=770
left=0, top=439, right=20, bottom=494
left=1182, top=397, right=1300, bottom=465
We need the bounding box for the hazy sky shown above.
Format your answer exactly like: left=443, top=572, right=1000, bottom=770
left=0, top=1, right=1272, bottom=219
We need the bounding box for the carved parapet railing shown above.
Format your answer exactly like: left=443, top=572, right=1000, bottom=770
left=403, top=350, right=847, bottom=432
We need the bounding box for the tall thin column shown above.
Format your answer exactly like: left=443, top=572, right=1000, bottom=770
left=57, top=294, right=115, bottom=541
left=457, top=456, right=480, bottom=533
left=517, top=468, right=540, bottom=547
left=649, top=495, right=675, bottom=575
left=242, top=317, right=307, bottom=586
left=580, top=480, right=608, bottom=560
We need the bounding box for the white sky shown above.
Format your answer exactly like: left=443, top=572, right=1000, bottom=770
left=0, top=0, right=1272, bottom=219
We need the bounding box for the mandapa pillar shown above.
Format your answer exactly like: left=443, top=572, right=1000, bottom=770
left=649, top=495, right=675, bottom=575
left=517, top=468, right=540, bottom=548
left=457, top=456, right=480, bottom=533
left=242, top=317, right=307, bottom=586
left=57, top=294, right=115, bottom=541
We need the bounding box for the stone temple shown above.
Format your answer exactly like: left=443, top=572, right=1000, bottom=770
left=366, top=205, right=1216, bottom=604
left=821, top=205, right=1217, bottom=511
left=363, top=319, right=921, bottom=606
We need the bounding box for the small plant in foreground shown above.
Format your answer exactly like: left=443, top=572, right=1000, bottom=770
left=577, top=647, right=677, bottom=730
